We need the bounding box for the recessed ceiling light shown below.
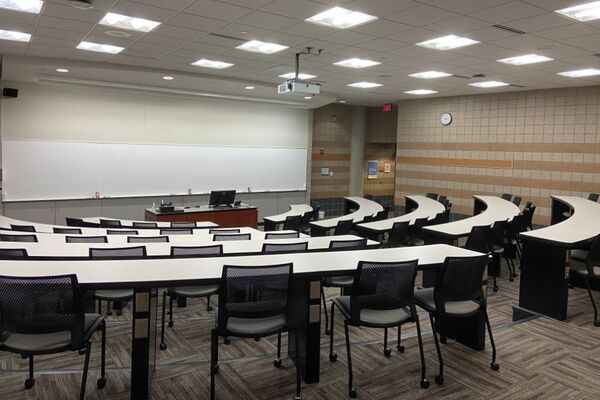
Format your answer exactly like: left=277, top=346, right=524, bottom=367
left=236, top=40, right=288, bottom=54
left=409, top=71, right=452, bottom=79
left=105, top=30, right=131, bottom=38
left=100, top=12, right=160, bottom=32
left=245, top=86, right=255, bottom=90
left=558, top=68, right=600, bottom=78
left=556, top=1, right=600, bottom=21
left=0, top=29, right=31, bottom=42
left=191, top=58, right=234, bottom=69
left=416, top=35, right=480, bottom=50
left=306, top=7, right=378, bottom=29
left=0, top=0, right=43, bottom=13
left=334, top=58, right=381, bottom=69
left=469, top=81, right=510, bottom=88
left=404, top=89, right=438, bottom=95
left=240, top=31, right=248, bottom=35
left=339, top=100, right=347, bottom=103
left=76, top=41, right=124, bottom=54
left=304, top=96, right=312, bottom=100
left=279, top=72, right=317, bottom=80
left=347, top=82, right=382, bottom=88
left=56, top=68, right=69, bottom=73
left=497, top=54, right=553, bottom=65
left=162, top=76, right=174, bottom=80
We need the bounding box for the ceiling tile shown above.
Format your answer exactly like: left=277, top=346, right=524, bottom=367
left=351, top=19, right=413, bottom=37
left=534, top=24, right=599, bottom=40
left=321, top=30, right=376, bottom=45
left=129, top=0, right=195, bottom=10
left=424, top=16, right=491, bottom=34
left=261, top=0, right=327, bottom=20
left=344, top=0, right=419, bottom=17
left=37, top=16, right=94, bottom=33
left=42, top=2, right=105, bottom=23
left=167, top=13, right=228, bottom=32
left=506, top=12, right=573, bottom=33
left=184, top=0, right=253, bottom=21
left=468, top=1, right=546, bottom=24
left=235, top=11, right=297, bottom=31
left=280, top=22, right=337, bottom=38
left=151, top=24, right=209, bottom=40
left=386, top=4, right=460, bottom=26
left=110, top=0, right=177, bottom=21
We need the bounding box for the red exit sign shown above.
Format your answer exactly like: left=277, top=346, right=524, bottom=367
left=383, top=103, right=393, bottom=112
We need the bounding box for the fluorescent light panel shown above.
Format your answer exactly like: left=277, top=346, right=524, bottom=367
left=347, top=82, right=382, bottom=88
left=100, top=12, right=160, bottom=32
left=497, top=54, right=553, bottom=65
left=236, top=40, right=288, bottom=54
left=279, top=72, right=317, bottom=79
left=558, top=68, right=600, bottom=78
left=77, top=41, right=124, bottom=54
left=409, top=71, right=452, bottom=79
left=0, top=29, right=30, bottom=42
left=469, top=81, right=509, bottom=88
left=334, top=58, right=380, bottom=69
left=417, top=35, right=479, bottom=50
left=191, top=58, right=234, bottom=69
left=0, top=0, right=43, bottom=13
left=404, top=89, right=438, bottom=95
left=306, top=7, right=378, bottom=29
left=556, top=1, right=600, bottom=21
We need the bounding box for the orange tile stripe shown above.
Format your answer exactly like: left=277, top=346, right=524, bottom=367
left=397, top=156, right=513, bottom=169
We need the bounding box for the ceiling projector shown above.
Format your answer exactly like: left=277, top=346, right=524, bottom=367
left=278, top=47, right=322, bottom=97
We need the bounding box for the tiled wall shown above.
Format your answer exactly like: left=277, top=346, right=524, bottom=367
left=395, top=86, right=600, bottom=225
left=364, top=107, right=397, bottom=201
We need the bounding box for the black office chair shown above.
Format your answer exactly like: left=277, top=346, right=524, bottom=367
left=415, top=254, right=499, bottom=385
left=53, top=227, right=82, bottom=234
left=512, top=196, right=522, bottom=207
left=160, top=228, right=193, bottom=235
left=10, top=224, right=36, bottom=232
left=66, top=217, right=86, bottom=227
left=490, top=220, right=512, bottom=291
left=438, top=195, right=447, bottom=204
left=361, top=215, right=374, bottom=224
left=387, top=221, right=410, bottom=247
left=506, top=214, right=528, bottom=265
left=408, top=217, right=429, bottom=246
left=107, top=229, right=138, bottom=235
left=160, top=245, right=223, bottom=350
left=522, top=205, right=536, bottom=231
left=66, top=236, right=108, bottom=243
left=300, top=211, right=314, bottom=234
left=265, top=232, right=300, bottom=239
left=373, top=210, right=387, bottom=221
left=132, top=222, right=158, bottom=229
left=262, top=242, right=308, bottom=254
left=213, top=233, right=251, bottom=241
left=209, top=228, right=241, bottom=234
left=171, top=221, right=196, bottom=228
left=0, top=248, right=28, bottom=259
left=589, top=193, right=600, bottom=202
left=0, top=274, right=107, bottom=397
left=426, top=193, right=439, bottom=200
left=0, top=234, right=38, bottom=242
left=321, top=239, right=368, bottom=335
left=465, top=225, right=492, bottom=255
left=500, top=193, right=512, bottom=201
left=283, top=215, right=302, bottom=232
left=127, top=236, right=169, bottom=243
left=570, top=235, right=600, bottom=326
left=328, top=260, right=429, bottom=397
left=334, top=219, right=354, bottom=236
left=210, top=263, right=301, bottom=400
left=99, top=219, right=122, bottom=228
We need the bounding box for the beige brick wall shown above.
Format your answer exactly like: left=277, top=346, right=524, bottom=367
left=364, top=107, right=397, bottom=197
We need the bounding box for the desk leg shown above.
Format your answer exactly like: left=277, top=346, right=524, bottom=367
left=440, top=313, right=485, bottom=350
left=517, top=239, right=568, bottom=320
left=131, top=288, right=158, bottom=400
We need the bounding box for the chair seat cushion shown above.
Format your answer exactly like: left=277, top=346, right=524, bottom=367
left=169, top=285, right=218, bottom=297
left=571, top=260, right=600, bottom=276
left=333, top=296, right=411, bottom=326
left=414, top=288, right=480, bottom=316
left=492, top=245, right=504, bottom=254
left=324, top=276, right=354, bottom=288
left=94, top=289, right=134, bottom=300
left=226, top=314, right=286, bottom=336
left=2, top=314, right=103, bottom=353
left=411, top=238, right=425, bottom=246
left=571, top=249, right=588, bottom=262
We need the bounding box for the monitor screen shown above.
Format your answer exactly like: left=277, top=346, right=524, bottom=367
left=209, top=190, right=236, bottom=207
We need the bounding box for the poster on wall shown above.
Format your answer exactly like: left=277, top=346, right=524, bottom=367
left=384, top=162, right=392, bottom=173
left=367, top=160, right=378, bottom=179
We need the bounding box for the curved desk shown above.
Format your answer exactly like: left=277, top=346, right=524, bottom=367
left=517, top=196, right=600, bottom=321
left=309, top=197, right=383, bottom=237
left=263, top=204, right=313, bottom=231
left=77, top=216, right=218, bottom=229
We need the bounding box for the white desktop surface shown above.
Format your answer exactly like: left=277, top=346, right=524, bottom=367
left=357, top=195, right=445, bottom=232
left=310, top=197, right=384, bottom=229
left=80, top=216, right=218, bottom=229
left=263, top=204, right=313, bottom=223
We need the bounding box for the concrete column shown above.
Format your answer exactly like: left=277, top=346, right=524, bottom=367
left=348, top=106, right=366, bottom=197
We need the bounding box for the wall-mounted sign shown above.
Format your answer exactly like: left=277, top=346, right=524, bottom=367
left=367, top=160, right=378, bottom=179
left=384, top=162, right=392, bottom=173
left=320, top=167, right=330, bottom=176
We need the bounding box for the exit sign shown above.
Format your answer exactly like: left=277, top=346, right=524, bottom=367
left=383, top=103, right=393, bottom=112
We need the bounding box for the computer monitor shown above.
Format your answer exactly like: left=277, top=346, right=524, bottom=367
left=209, top=190, right=236, bottom=207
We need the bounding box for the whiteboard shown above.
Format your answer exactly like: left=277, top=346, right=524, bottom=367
left=2, top=140, right=307, bottom=201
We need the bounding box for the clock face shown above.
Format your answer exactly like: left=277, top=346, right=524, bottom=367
left=440, top=112, right=452, bottom=125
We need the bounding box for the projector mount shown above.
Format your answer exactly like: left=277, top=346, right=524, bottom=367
left=294, top=47, right=323, bottom=79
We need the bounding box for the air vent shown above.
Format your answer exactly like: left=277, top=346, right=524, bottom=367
left=492, top=24, right=526, bottom=35
left=209, top=33, right=246, bottom=42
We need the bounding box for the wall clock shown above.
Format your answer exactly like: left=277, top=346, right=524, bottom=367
left=440, top=112, right=452, bottom=126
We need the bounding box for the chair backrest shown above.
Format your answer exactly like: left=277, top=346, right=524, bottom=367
left=0, top=274, right=85, bottom=348
left=465, top=225, right=492, bottom=253
left=300, top=211, right=314, bottom=229
left=262, top=242, right=308, bottom=254
left=128, top=236, right=169, bottom=243
left=213, top=233, right=251, bottom=241
left=438, top=195, right=447, bottom=204
left=585, top=235, right=600, bottom=277
left=209, top=228, right=240, bottom=234
left=265, top=232, right=300, bottom=239
left=171, top=221, right=197, bottom=228
left=160, top=228, right=193, bottom=235
left=349, top=260, right=418, bottom=323
left=100, top=219, right=122, bottom=228
left=282, top=215, right=302, bottom=232
left=408, top=216, right=429, bottom=237
left=434, top=254, right=489, bottom=315
left=0, top=248, right=28, bottom=259
left=132, top=222, right=158, bottom=229
left=217, top=263, right=292, bottom=335
left=361, top=215, right=374, bottom=223
left=53, top=227, right=82, bottom=234
left=506, top=214, right=527, bottom=239
left=170, top=244, right=223, bottom=258
left=373, top=210, right=387, bottom=221
left=0, top=234, right=38, bottom=243
left=107, top=229, right=139, bottom=235
left=428, top=212, right=446, bottom=226
left=490, top=220, right=508, bottom=247
left=501, top=193, right=512, bottom=201
left=522, top=205, right=536, bottom=229
left=512, top=196, right=522, bottom=206
left=333, top=219, right=354, bottom=235
left=89, top=246, right=147, bottom=259
left=329, top=238, right=367, bottom=251
left=426, top=193, right=439, bottom=200
left=65, top=217, right=85, bottom=227
left=66, top=235, right=108, bottom=243
left=388, top=221, right=410, bottom=247
left=10, top=224, right=36, bottom=232
left=588, top=193, right=600, bottom=202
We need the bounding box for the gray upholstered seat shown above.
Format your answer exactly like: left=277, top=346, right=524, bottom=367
left=572, top=249, right=588, bottom=262
left=326, top=276, right=354, bottom=287
left=226, top=314, right=287, bottom=336
left=571, top=260, right=600, bottom=276
left=169, top=285, right=218, bottom=297
left=94, top=289, right=133, bottom=300
left=333, top=296, right=411, bottom=326
left=414, top=288, right=480, bottom=316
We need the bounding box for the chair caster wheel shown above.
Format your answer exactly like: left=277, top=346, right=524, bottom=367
left=97, top=377, right=106, bottom=389
left=160, top=343, right=167, bottom=351
left=435, top=375, right=444, bottom=385
left=329, top=353, right=338, bottom=362
left=421, top=379, right=430, bottom=389
left=594, top=320, right=600, bottom=327
left=224, top=337, right=231, bottom=345
left=273, top=358, right=282, bottom=368
left=324, top=329, right=330, bottom=336
left=509, top=277, right=514, bottom=282
left=493, top=286, right=498, bottom=292
left=349, top=387, right=357, bottom=398
left=207, top=306, right=213, bottom=311
left=383, top=348, right=391, bottom=357
left=397, top=345, right=405, bottom=353
left=24, top=378, right=35, bottom=389
left=168, top=321, right=174, bottom=328
left=491, top=362, right=500, bottom=371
